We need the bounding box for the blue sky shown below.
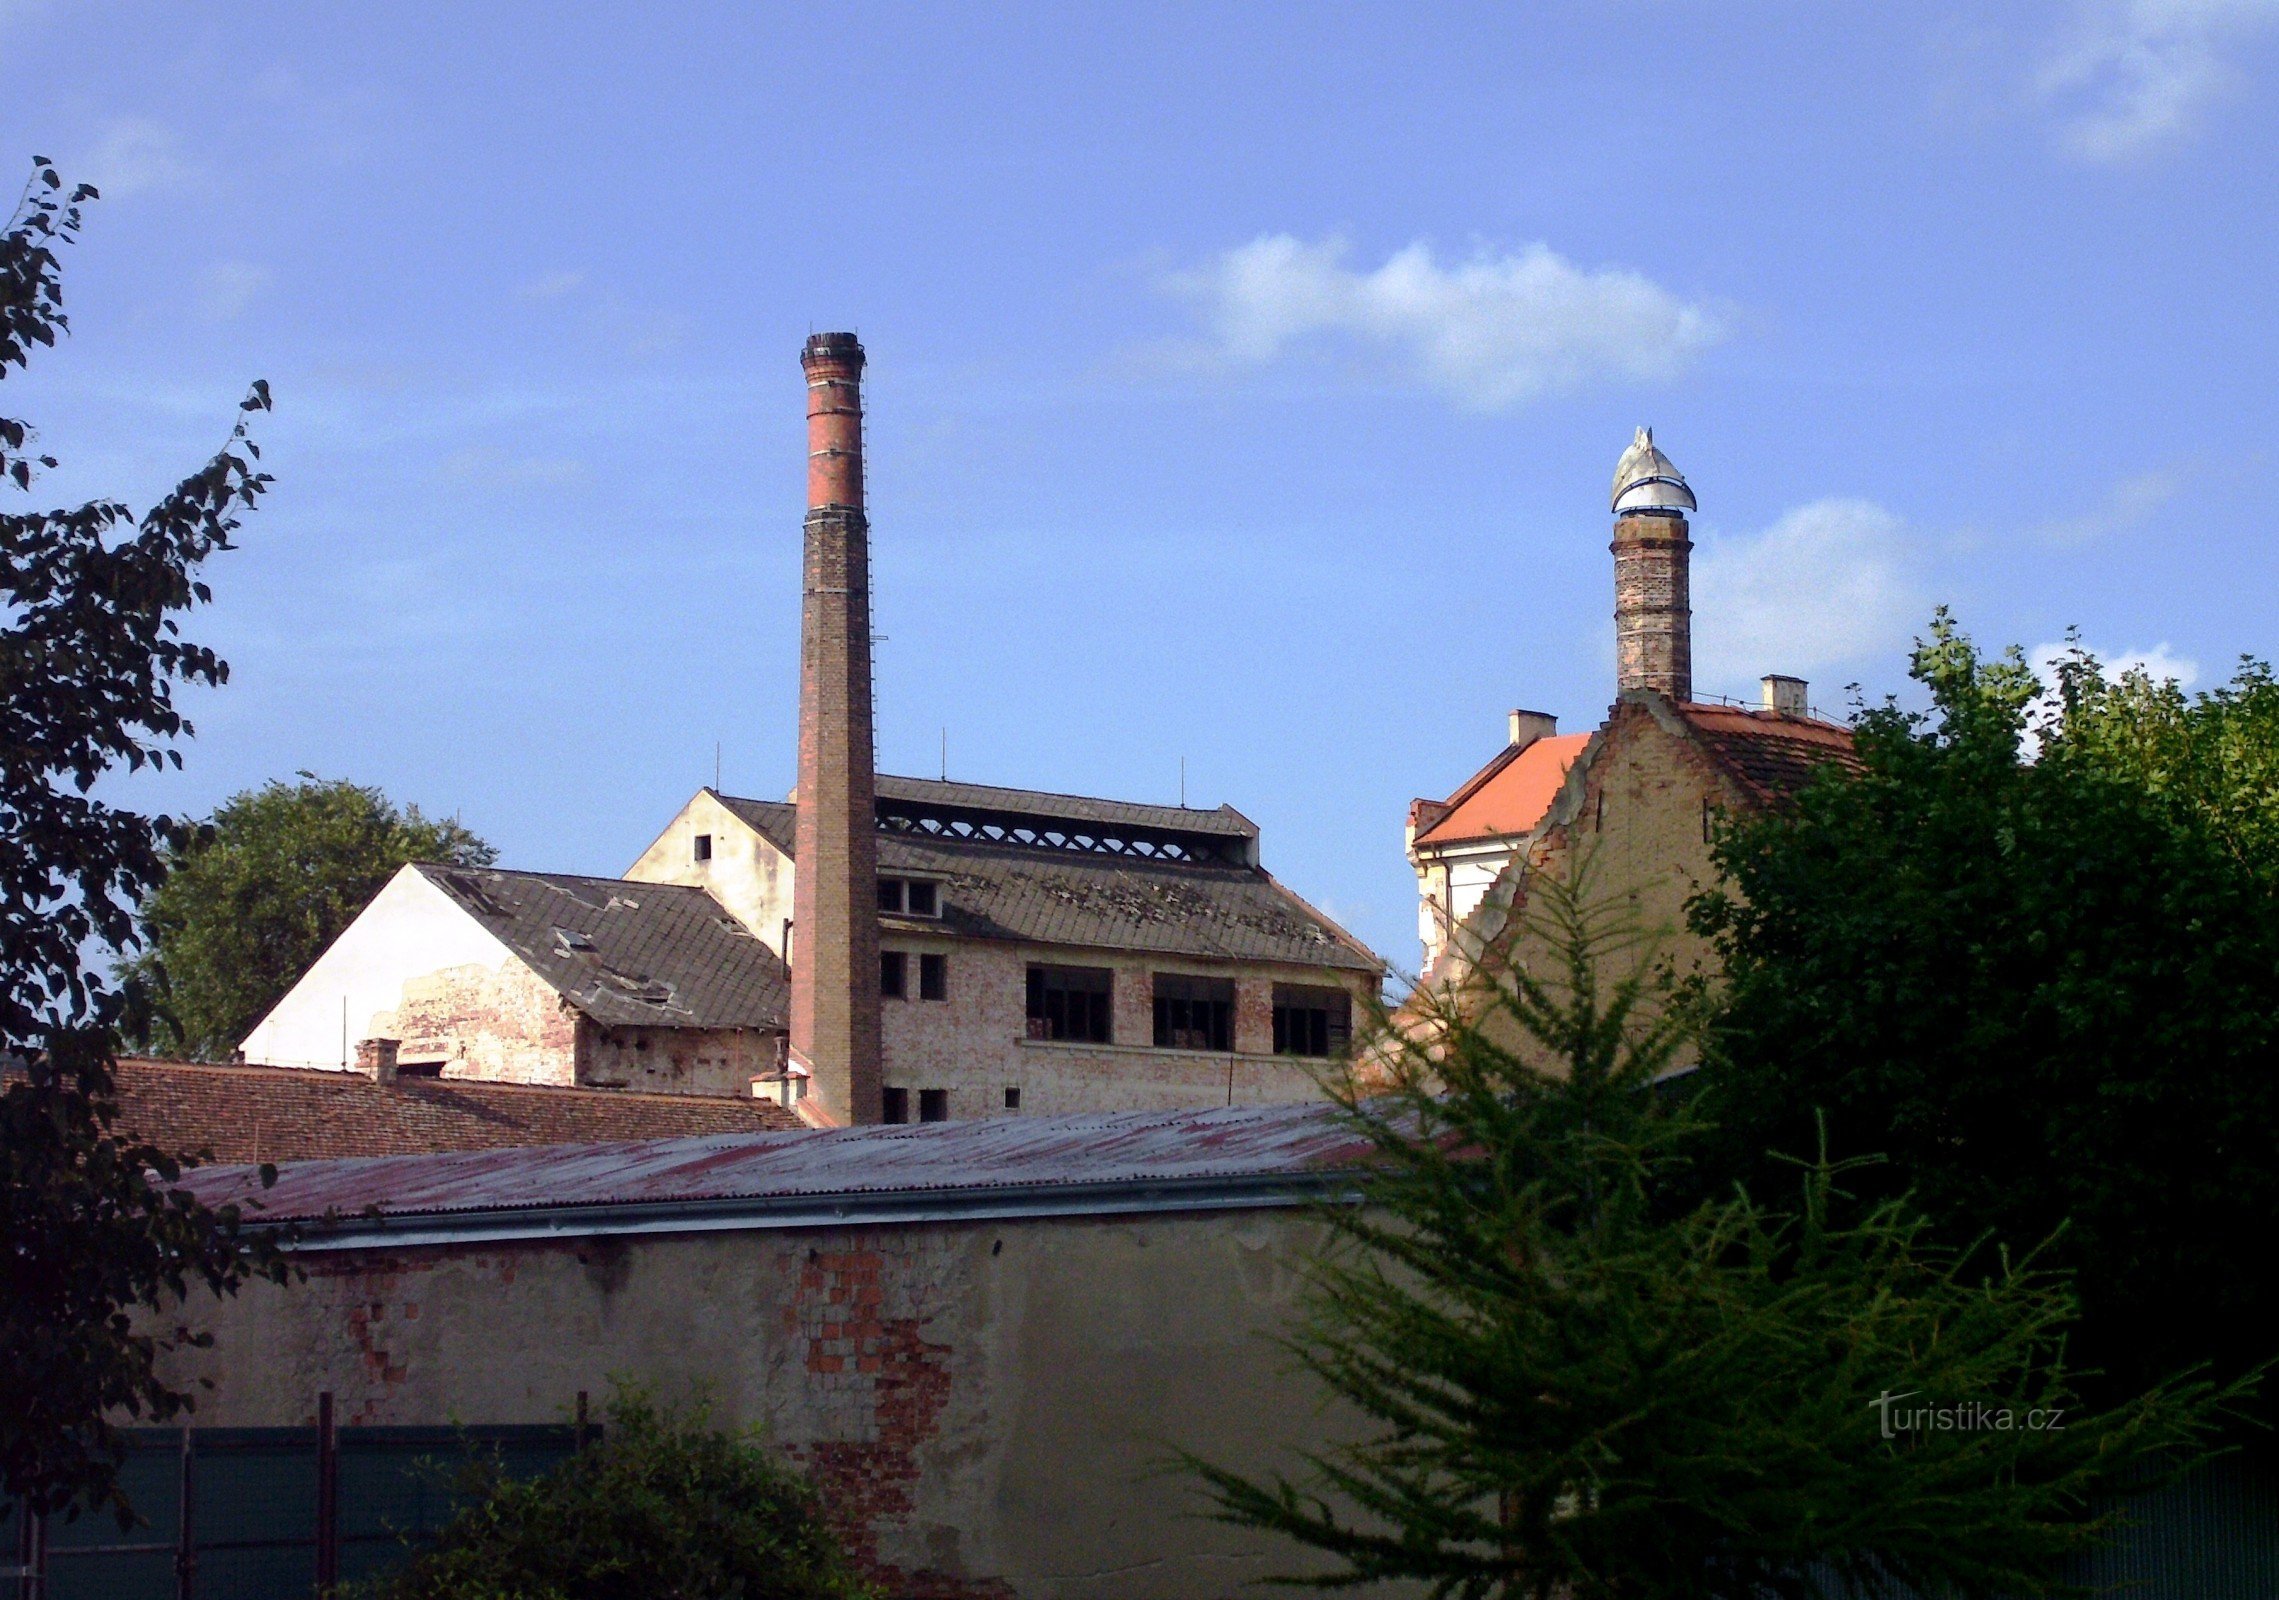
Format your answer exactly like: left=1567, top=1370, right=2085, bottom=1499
left=7, top=1, right=2278, bottom=971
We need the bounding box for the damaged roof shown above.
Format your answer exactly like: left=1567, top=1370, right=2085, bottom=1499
left=419, top=864, right=791, bottom=1030
left=717, top=785, right=1378, bottom=973
left=105, top=1057, right=802, bottom=1164
left=1673, top=702, right=1858, bottom=807
left=178, top=1100, right=1371, bottom=1245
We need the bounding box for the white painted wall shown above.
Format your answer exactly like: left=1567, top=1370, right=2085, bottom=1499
left=238, top=865, right=518, bottom=1071
left=1415, top=839, right=1525, bottom=970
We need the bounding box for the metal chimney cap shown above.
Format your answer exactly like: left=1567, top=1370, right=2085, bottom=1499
left=1611, top=426, right=1696, bottom=515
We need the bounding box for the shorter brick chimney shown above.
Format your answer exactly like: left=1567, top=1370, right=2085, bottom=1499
left=1760, top=675, right=1808, bottom=717
left=355, top=1036, right=400, bottom=1084
left=1507, top=709, right=1557, bottom=750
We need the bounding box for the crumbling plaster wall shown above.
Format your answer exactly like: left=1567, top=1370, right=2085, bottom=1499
left=576, top=1021, right=780, bottom=1096
left=383, top=957, right=580, bottom=1085
left=162, top=1208, right=1357, bottom=1600
left=879, top=937, right=1369, bottom=1118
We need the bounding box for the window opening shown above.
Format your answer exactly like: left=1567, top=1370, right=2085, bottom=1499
left=693, top=833, right=713, bottom=863
left=919, top=952, right=947, bottom=1001
left=878, top=879, right=905, bottom=913
left=1152, top=973, right=1234, bottom=1051
left=882, top=1087, right=909, bottom=1124
left=918, top=1088, right=949, bottom=1122
left=906, top=880, right=938, bottom=917
left=1026, top=964, right=1112, bottom=1043
left=1004, top=1086, right=1021, bottom=1110
left=1273, top=984, right=1353, bottom=1058
left=880, top=951, right=907, bottom=998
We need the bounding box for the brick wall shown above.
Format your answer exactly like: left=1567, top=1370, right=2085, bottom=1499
left=382, top=958, right=580, bottom=1085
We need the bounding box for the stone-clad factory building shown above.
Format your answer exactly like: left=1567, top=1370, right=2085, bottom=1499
left=241, top=334, right=1382, bottom=1124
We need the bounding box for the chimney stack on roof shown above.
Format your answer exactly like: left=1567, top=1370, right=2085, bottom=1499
left=355, top=1036, right=400, bottom=1085
left=1610, top=426, right=1695, bottom=703
left=1761, top=674, right=1808, bottom=717
left=789, top=333, right=883, bottom=1126
left=1507, top=709, right=1557, bottom=750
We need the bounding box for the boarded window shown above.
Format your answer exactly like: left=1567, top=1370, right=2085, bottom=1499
left=693, top=833, right=712, bottom=863
left=1026, top=964, right=1112, bottom=1043
left=1273, top=984, right=1352, bottom=1058
left=918, top=1088, right=949, bottom=1122
left=919, top=952, right=948, bottom=1001
left=881, top=951, right=907, bottom=998
left=1153, top=973, right=1234, bottom=1051
left=882, top=1087, right=910, bottom=1124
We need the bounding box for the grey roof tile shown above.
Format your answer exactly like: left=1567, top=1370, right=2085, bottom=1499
left=419, top=864, right=790, bottom=1030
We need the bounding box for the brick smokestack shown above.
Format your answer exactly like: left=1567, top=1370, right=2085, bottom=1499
left=1609, top=426, right=1696, bottom=702
left=789, top=332, right=882, bottom=1125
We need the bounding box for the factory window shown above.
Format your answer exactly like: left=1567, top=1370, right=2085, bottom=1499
left=878, top=879, right=903, bottom=912
left=1026, top=964, right=1112, bottom=1043
left=881, top=951, right=907, bottom=998
left=882, top=1087, right=909, bottom=1124
left=693, top=833, right=712, bottom=863
left=919, top=1088, right=949, bottom=1122
left=1004, top=1086, right=1021, bottom=1110
left=919, top=952, right=948, bottom=1001
left=1153, top=973, right=1234, bottom=1052
left=1273, top=984, right=1353, bottom=1058
left=906, top=880, right=938, bottom=917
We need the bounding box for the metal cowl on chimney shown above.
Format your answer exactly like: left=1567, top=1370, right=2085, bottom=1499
left=1610, top=426, right=1695, bottom=703
left=788, top=332, right=883, bottom=1125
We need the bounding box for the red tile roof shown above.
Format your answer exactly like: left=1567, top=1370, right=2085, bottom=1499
left=104, top=1057, right=803, bottom=1165
left=1412, top=733, right=1592, bottom=848
left=1673, top=703, right=1858, bottom=806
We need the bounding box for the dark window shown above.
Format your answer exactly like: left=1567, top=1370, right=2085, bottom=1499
left=919, top=952, right=948, bottom=1001
left=1153, top=973, right=1234, bottom=1051
left=1026, top=964, right=1112, bottom=1043
left=882, top=1087, right=909, bottom=1124
left=396, top=1059, right=445, bottom=1078
left=1273, top=984, right=1353, bottom=1058
left=918, top=1088, right=949, bottom=1122
left=881, top=951, right=907, bottom=998
left=878, top=879, right=905, bottom=913
left=692, top=833, right=712, bottom=863
left=1004, top=1086, right=1021, bottom=1110
left=906, top=880, right=938, bottom=917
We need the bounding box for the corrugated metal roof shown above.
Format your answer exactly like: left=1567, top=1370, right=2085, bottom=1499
left=180, top=1101, right=1370, bottom=1243
left=721, top=795, right=1378, bottom=973
left=419, top=864, right=790, bottom=1030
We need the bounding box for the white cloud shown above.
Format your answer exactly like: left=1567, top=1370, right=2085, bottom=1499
left=2028, top=638, right=2200, bottom=689
left=440, top=445, right=589, bottom=490
left=2027, top=467, right=2183, bottom=544
left=2036, top=0, right=2279, bottom=160
left=1163, top=235, right=1724, bottom=410
left=1693, top=499, right=1926, bottom=691
left=194, top=261, right=273, bottom=323
left=518, top=269, right=586, bottom=301
left=76, top=117, right=199, bottom=197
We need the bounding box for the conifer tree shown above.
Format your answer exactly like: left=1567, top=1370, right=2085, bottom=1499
left=1187, top=865, right=2245, bottom=1600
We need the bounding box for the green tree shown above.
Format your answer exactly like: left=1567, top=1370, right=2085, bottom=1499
left=1188, top=870, right=2237, bottom=1599
left=1691, top=614, right=2279, bottom=1416
left=126, top=775, right=494, bottom=1059
left=1, top=158, right=286, bottom=1522
left=359, top=1390, right=871, bottom=1600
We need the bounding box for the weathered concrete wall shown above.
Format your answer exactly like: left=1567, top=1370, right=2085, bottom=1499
left=626, top=790, right=794, bottom=961
left=576, top=1020, right=780, bottom=1096
left=880, top=938, right=1367, bottom=1118
left=241, top=865, right=519, bottom=1071
left=381, top=956, right=580, bottom=1085
left=163, top=1209, right=1360, bottom=1599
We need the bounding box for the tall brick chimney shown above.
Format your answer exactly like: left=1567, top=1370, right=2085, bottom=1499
left=1609, top=426, right=1696, bottom=702
left=789, top=332, right=882, bottom=1125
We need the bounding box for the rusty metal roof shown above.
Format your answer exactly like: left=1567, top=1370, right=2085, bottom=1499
left=180, top=1100, right=1372, bottom=1247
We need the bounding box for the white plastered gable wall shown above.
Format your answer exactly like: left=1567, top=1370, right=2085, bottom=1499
left=622, top=791, right=794, bottom=959
left=238, top=864, right=524, bottom=1071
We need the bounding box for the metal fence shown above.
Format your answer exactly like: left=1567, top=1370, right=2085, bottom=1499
left=1, top=1394, right=589, bottom=1599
